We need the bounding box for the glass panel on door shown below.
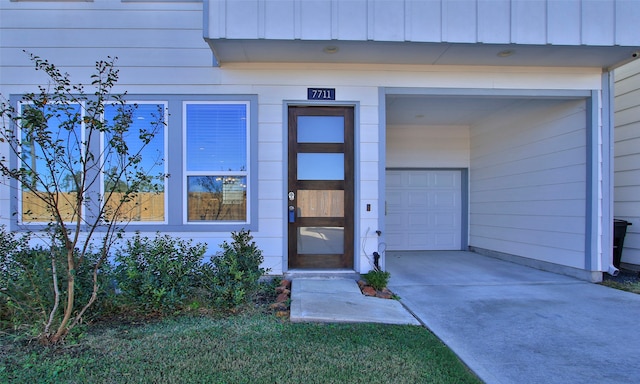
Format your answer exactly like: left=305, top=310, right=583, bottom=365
left=297, top=116, right=344, bottom=143
left=297, top=153, right=344, bottom=180
left=297, top=227, right=344, bottom=254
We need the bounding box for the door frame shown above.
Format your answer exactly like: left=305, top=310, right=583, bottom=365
left=283, top=101, right=360, bottom=272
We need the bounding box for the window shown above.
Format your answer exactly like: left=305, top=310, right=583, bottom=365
left=11, top=1, right=93, bottom=3
left=184, top=102, right=249, bottom=223
left=18, top=102, right=84, bottom=223
left=121, top=0, right=200, bottom=2
left=11, top=95, right=257, bottom=231
left=103, top=102, right=167, bottom=223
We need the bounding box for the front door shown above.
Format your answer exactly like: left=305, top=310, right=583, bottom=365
left=287, top=106, right=354, bottom=269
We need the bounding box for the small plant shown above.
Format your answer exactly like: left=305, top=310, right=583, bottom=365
left=203, top=229, right=268, bottom=310
left=363, top=269, right=391, bottom=291
left=255, top=277, right=281, bottom=305
left=113, top=233, right=207, bottom=314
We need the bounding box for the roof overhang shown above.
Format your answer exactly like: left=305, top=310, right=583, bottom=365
left=206, top=39, right=640, bottom=69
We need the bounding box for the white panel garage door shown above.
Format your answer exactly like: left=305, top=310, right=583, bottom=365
left=386, top=170, right=462, bottom=250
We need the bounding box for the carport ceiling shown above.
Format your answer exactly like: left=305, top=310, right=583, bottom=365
left=386, top=95, right=530, bottom=126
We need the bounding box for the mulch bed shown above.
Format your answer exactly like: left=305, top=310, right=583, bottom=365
left=602, top=269, right=640, bottom=284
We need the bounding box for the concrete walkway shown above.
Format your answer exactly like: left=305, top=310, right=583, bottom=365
left=290, top=277, right=420, bottom=325
left=387, top=251, right=640, bottom=384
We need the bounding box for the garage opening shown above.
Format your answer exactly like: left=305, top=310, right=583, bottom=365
left=384, top=92, right=590, bottom=271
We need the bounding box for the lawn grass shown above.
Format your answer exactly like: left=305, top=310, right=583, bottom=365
left=600, top=279, right=640, bottom=294
left=1, top=313, right=481, bottom=384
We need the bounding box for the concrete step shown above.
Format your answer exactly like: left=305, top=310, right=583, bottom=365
left=284, top=270, right=360, bottom=281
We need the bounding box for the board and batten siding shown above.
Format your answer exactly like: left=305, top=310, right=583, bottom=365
left=206, top=0, right=640, bottom=46
left=614, top=59, right=640, bottom=269
left=469, top=99, right=587, bottom=269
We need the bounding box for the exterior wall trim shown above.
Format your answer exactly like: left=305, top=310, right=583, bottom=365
left=586, top=91, right=599, bottom=271
left=377, top=87, right=387, bottom=270
left=600, top=74, right=615, bottom=273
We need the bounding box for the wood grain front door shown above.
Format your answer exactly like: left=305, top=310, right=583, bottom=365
left=287, top=106, right=354, bottom=269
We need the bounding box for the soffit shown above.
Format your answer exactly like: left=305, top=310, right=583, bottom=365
left=207, top=39, right=639, bottom=69
left=386, top=95, right=526, bottom=126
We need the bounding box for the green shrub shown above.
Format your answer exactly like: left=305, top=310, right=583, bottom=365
left=0, top=227, right=30, bottom=330
left=113, top=233, right=207, bottom=314
left=0, top=226, right=112, bottom=332
left=203, top=230, right=268, bottom=310
left=363, top=269, right=391, bottom=291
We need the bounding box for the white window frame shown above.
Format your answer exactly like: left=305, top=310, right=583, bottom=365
left=182, top=100, right=251, bottom=225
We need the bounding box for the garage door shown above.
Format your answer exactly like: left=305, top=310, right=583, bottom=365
left=386, top=170, right=462, bottom=250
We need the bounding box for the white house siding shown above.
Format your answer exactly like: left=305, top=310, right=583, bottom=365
left=386, top=125, right=470, bottom=168
left=0, top=0, right=609, bottom=275
left=614, top=59, right=640, bottom=270
left=469, top=99, right=588, bottom=270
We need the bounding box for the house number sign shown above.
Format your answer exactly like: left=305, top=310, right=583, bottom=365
left=307, top=88, right=335, bottom=100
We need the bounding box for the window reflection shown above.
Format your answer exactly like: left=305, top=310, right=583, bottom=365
left=298, top=153, right=344, bottom=180
left=298, top=116, right=344, bottom=143
left=297, top=227, right=344, bottom=254
left=103, top=103, right=166, bottom=222
left=187, top=176, right=247, bottom=221
left=20, top=103, right=82, bottom=222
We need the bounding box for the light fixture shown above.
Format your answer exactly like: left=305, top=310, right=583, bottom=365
left=323, top=46, right=339, bottom=54
left=497, top=49, right=514, bottom=57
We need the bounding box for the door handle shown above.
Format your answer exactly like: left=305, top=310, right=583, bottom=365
left=288, top=205, right=296, bottom=223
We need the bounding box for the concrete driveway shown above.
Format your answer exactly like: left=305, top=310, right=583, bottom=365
left=386, top=251, right=640, bottom=384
